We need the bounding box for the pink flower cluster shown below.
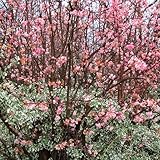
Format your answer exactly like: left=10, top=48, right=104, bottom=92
left=73, top=65, right=81, bottom=74
left=24, top=100, right=48, bottom=112
left=55, top=105, right=63, bottom=122
left=64, top=118, right=81, bottom=130
left=130, top=98, right=160, bottom=123
left=132, top=98, right=157, bottom=111
left=128, top=56, right=147, bottom=71
left=92, top=108, right=125, bottom=128
left=85, top=144, right=98, bottom=157
left=48, top=80, right=62, bottom=88
left=33, top=47, right=45, bottom=56
left=54, top=139, right=80, bottom=150
left=83, top=128, right=94, bottom=136
left=70, top=10, right=87, bottom=18
left=133, top=114, right=145, bottom=123
left=56, top=56, right=67, bottom=68
left=88, top=64, right=99, bottom=73
left=53, top=96, right=60, bottom=104
left=55, top=141, right=67, bottom=150
left=35, top=18, right=45, bottom=27
left=125, top=44, right=135, bottom=51
left=14, top=139, right=32, bottom=146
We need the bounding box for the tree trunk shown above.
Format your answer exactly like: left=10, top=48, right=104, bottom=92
left=38, top=149, right=68, bottom=160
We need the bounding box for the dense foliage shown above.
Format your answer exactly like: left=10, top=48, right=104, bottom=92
left=0, top=0, right=160, bottom=159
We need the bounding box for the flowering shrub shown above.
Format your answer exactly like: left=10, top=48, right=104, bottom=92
left=0, top=0, right=160, bottom=159
left=0, top=85, right=160, bottom=160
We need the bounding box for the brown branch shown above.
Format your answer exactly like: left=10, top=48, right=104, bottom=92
left=0, top=111, right=20, bottom=137
left=66, top=43, right=72, bottom=117
left=96, top=77, right=144, bottom=98
left=143, top=0, right=158, bottom=12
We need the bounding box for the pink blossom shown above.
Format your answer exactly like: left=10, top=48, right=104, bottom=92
left=98, top=110, right=105, bottom=117
left=126, top=44, right=135, bottom=51
left=37, top=102, right=48, bottom=112
left=129, top=57, right=147, bottom=71
left=68, top=139, right=75, bottom=147
left=138, top=143, right=144, bottom=148
left=103, top=116, right=110, bottom=123
left=64, top=119, right=70, bottom=126
left=24, top=101, right=48, bottom=112
left=24, top=100, right=36, bottom=109
left=106, top=108, right=116, bottom=119
left=15, top=139, right=32, bottom=146
left=146, top=99, right=154, bottom=106
left=76, top=117, right=81, bottom=123
left=134, top=59, right=147, bottom=71
left=70, top=119, right=77, bottom=128
left=71, top=10, right=79, bottom=16
left=109, top=74, right=116, bottom=80
left=146, top=111, right=153, bottom=119
left=35, top=18, right=45, bottom=26
left=56, top=106, right=63, bottom=115
left=133, top=114, right=145, bottom=123
left=43, top=66, right=52, bottom=74
left=23, top=32, right=29, bottom=37
left=53, top=96, right=60, bottom=104
left=83, top=128, right=94, bottom=135
left=86, top=144, right=98, bottom=157
left=83, top=95, right=92, bottom=102
left=108, top=61, right=114, bottom=67
left=33, top=47, right=45, bottom=55
left=20, top=140, right=32, bottom=146
left=14, top=139, right=20, bottom=144
left=21, top=21, right=28, bottom=27
left=94, top=115, right=99, bottom=121
left=71, top=10, right=86, bottom=17
left=116, top=112, right=125, bottom=120
left=132, top=19, right=143, bottom=27
left=92, top=150, right=98, bottom=157
left=55, top=141, right=68, bottom=150
left=15, top=29, right=22, bottom=36
left=55, top=115, right=61, bottom=122
left=73, top=66, right=81, bottom=73
left=95, top=123, right=102, bottom=128
left=96, top=72, right=102, bottom=79
left=72, top=111, right=77, bottom=116
left=56, top=56, right=67, bottom=68
left=48, top=81, right=57, bottom=87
